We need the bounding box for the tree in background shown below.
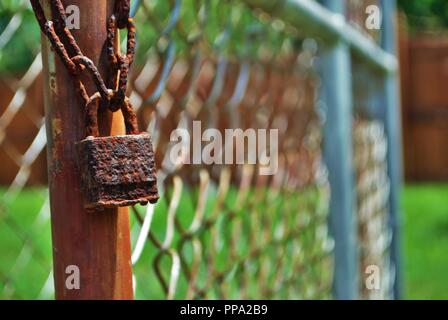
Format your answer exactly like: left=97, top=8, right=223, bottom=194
left=398, top=0, right=448, bottom=31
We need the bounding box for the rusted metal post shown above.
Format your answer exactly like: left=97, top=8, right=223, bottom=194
left=41, top=0, right=133, bottom=299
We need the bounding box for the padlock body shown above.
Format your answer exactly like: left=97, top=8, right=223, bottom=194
left=77, top=133, right=159, bottom=209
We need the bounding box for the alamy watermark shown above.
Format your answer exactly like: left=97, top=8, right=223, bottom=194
left=56, top=4, right=81, bottom=30
left=365, top=5, right=382, bottom=30
left=365, top=265, right=381, bottom=290
left=169, top=121, right=279, bottom=176
left=65, top=264, right=80, bottom=290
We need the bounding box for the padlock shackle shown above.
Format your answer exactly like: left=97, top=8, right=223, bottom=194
left=85, top=91, right=139, bottom=137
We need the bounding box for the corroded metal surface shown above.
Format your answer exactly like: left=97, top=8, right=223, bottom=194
left=30, top=0, right=137, bottom=111
left=78, top=133, right=159, bottom=208
left=36, top=0, right=135, bottom=300
left=114, top=0, right=131, bottom=29
left=31, top=0, right=157, bottom=211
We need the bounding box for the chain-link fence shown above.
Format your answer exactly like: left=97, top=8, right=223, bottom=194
left=353, top=119, right=392, bottom=299
left=0, top=0, right=400, bottom=299
left=351, top=53, right=396, bottom=299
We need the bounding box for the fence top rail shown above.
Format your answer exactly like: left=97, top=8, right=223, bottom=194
left=242, top=0, right=398, bottom=73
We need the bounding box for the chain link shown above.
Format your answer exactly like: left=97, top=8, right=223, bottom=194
left=30, top=0, right=137, bottom=134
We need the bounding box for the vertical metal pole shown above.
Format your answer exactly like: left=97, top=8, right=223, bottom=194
left=41, top=0, right=134, bottom=299
left=319, top=0, right=358, bottom=300
left=380, top=0, right=403, bottom=300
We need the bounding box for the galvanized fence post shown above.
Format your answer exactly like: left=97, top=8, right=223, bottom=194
left=380, top=0, right=403, bottom=299
left=319, top=0, right=358, bottom=300
left=41, top=0, right=133, bottom=299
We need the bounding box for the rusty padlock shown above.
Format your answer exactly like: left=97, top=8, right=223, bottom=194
left=77, top=95, right=159, bottom=209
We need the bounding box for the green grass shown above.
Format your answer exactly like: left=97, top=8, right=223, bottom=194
left=402, top=184, right=448, bottom=299
left=0, top=188, right=52, bottom=299
left=1, top=184, right=448, bottom=299
left=0, top=185, right=331, bottom=300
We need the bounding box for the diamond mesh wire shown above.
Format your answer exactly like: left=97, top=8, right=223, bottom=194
left=0, top=0, right=51, bottom=299
left=352, top=55, right=394, bottom=299
left=128, top=0, right=333, bottom=299
left=0, top=0, right=393, bottom=300
left=353, top=119, right=393, bottom=300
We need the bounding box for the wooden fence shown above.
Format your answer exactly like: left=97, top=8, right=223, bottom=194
left=400, top=24, right=448, bottom=181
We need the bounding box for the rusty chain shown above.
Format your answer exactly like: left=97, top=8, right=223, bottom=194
left=30, top=0, right=137, bottom=135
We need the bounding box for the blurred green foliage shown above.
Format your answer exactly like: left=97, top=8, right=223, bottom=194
left=132, top=0, right=295, bottom=64
left=398, top=0, right=448, bottom=31
left=0, top=0, right=296, bottom=74
left=0, top=2, right=41, bottom=75
left=1, top=0, right=447, bottom=74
